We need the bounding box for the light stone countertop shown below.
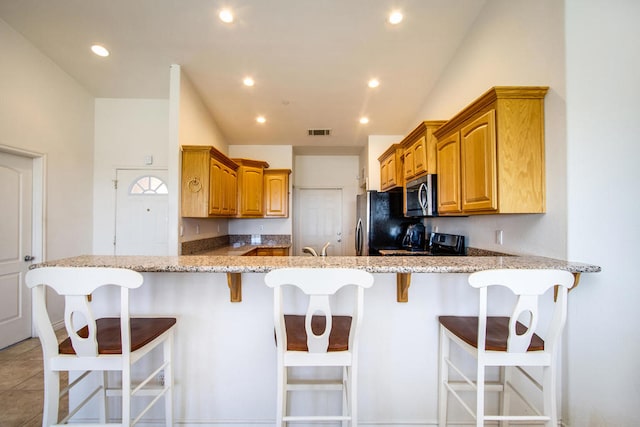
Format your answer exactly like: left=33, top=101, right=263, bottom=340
left=31, top=254, right=601, bottom=274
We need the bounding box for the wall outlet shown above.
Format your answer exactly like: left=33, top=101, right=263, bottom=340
left=495, top=230, right=504, bottom=245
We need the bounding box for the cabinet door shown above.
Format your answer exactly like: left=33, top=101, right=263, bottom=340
left=220, top=166, right=236, bottom=215
left=264, top=171, right=289, bottom=217
left=208, top=159, right=223, bottom=215
left=460, top=110, right=497, bottom=212
left=227, top=168, right=238, bottom=215
left=386, top=156, right=397, bottom=187
left=403, top=149, right=414, bottom=179
left=436, top=133, right=462, bottom=214
left=412, top=136, right=427, bottom=177
left=239, top=166, right=264, bottom=216
left=380, top=158, right=389, bottom=189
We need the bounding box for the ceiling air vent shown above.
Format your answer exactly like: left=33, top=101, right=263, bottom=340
left=307, top=129, right=332, bottom=136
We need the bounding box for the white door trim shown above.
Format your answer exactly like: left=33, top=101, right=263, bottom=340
left=0, top=144, right=46, bottom=338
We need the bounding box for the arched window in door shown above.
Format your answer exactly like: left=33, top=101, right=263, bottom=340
left=129, top=175, right=168, bottom=195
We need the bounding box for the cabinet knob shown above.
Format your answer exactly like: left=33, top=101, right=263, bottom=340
left=24, top=255, right=35, bottom=262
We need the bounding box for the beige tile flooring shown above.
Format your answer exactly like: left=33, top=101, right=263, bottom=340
left=0, top=331, right=68, bottom=427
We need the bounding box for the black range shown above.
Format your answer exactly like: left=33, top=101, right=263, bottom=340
left=378, top=232, right=466, bottom=256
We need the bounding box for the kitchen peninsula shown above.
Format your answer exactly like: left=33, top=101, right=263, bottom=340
left=31, top=254, right=600, bottom=424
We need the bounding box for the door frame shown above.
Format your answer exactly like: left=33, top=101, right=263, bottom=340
left=0, top=144, right=46, bottom=338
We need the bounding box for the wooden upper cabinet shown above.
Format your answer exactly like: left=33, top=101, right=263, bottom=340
left=460, top=110, right=498, bottom=212
left=433, top=86, right=548, bottom=215
left=208, top=158, right=224, bottom=215
left=401, top=121, right=447, bottom=181
left=233, top=158, right=269, bottom=217
left=436, top=132, right=462, bottom=214
left=181, top=145, right=239, bottom=218
left=264, top=169, right=291, bottom=217
left=378, top=144, right=403, bottom=191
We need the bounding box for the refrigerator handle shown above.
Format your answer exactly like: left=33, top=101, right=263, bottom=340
left=355, top=218, right=363, bottom=255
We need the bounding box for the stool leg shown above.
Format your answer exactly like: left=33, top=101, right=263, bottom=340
left=42, top=368, right=60, bottom=427
left=276, top=362, right=285, bottom=426
left=164, top=332, right=174, bottom=427
left=100, top=371, right=107, bottom=423
left=438, top=326, right=449, bottom=427
left=350, top=364, right=358, bottom=427
left=499, top=366, right=511, bottom=427
left=476, top=363, right=485, bottom=427
left=543, top=365, right=557, bottom=427
left=122, top=362, right=131, bottom=426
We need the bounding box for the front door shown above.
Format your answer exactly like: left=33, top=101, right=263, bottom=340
left=115, top=169, right=169, bottom=255
left=0, top=151, right=33, bottom=349
left=294, top=188, right=343, bottom=256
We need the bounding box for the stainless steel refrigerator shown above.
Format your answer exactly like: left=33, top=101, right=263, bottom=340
left=355, top=191, right=414, bottom=255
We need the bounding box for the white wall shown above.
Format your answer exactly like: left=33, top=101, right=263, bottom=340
left=170, top=65, right=232, bottom=246
left=228, top=145, right=293, bottom=237
left=93, top=99, right=169, bottom=254
left=565, top=1, right=640, bottom=425
left=0, top=17, right=94, bottom=323
left=410, top=0, right=567, bottom=259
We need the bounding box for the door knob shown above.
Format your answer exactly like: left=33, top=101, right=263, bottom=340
left=24, top=255, right=35, bottom=262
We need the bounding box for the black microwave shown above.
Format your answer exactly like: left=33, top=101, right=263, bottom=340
left=405, top=174, right=437, bottom=217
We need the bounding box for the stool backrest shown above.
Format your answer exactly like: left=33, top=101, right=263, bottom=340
left=468, top=269, right=574, bottom=353
left=25, top=267, right=143, bottom=358
left=265, top=268, right=374, bottom=354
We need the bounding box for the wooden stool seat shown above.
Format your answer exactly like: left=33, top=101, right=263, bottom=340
left=438, top=316, right=544, bottom=352
left=59, top=317, right=177, bottom=355
left=284, top=315, right=352, bottom=352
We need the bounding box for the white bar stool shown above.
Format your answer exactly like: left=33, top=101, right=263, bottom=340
left=438, top=269, right=574, bottom=427
left=25, top=266, right=176, bottom=427
left=265, top=267, right=374, bottom=426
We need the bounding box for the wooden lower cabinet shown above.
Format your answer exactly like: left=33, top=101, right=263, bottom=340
left=244, top=247, right=290, bottom=256
left=256, top=247, right=289, bottom=256
left=433, top=86, right=548, bottom=215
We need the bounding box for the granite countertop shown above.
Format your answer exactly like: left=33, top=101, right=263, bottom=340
left=31, top=254, right=601, bottom=274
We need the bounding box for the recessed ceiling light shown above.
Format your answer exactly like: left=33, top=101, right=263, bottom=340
left=359, top=117, right=370, bottom=124
left=256, top=116, right=266, bottom=124
left=388, top=11, right=403, bottom=25
left=368, top=79, right=380, bottom=88
left=91, top=44, right=110, bottom=57
left=219, top=9, right=234, bottom=23
left=243, top=77, right=255, bottom=87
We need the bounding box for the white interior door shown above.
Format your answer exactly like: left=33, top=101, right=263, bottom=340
left=115, top=169, right=169, bottom=255
left=294, top=188, right=343, bottom=256
left=0, top=151, right=33, bottom=349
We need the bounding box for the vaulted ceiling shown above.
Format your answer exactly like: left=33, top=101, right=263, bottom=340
left=0, top=0, right=486, bottom=153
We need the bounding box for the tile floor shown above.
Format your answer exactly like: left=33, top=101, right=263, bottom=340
left=0, top=331, right=67, bottom=427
